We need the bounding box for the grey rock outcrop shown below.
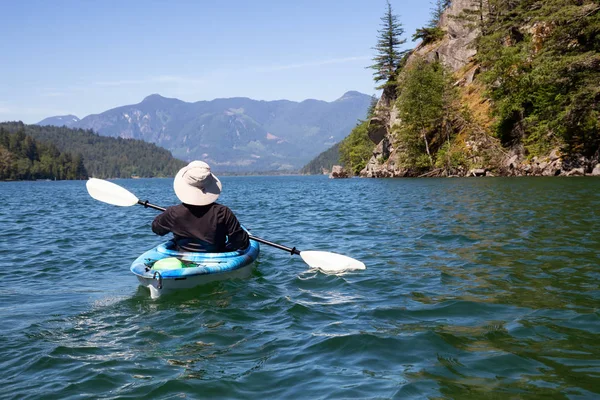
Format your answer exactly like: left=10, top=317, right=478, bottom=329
left=469, top=168, right=487, bottom=177
left=367, top=117, right=387, bottom=145
left=498, top=150, right=600, bottom=177
left=329, top=165, right=349, bottom=179
left=413, top=0, right=480, bottom=71
left=566, top=168, right=585, bottom=176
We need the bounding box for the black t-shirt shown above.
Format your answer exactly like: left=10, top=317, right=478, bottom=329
left=151, top=203, right=249, bottom=252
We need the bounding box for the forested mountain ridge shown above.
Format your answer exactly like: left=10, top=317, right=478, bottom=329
left=316, top=0, right=600, bottom=178
left=0, top=122, right=185, bottom=179
left=38, top=91, right=372, bottom=172
left=0, top=126, right=87, bottom=181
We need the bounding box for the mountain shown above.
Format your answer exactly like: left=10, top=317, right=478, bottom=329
left=38, top=92, right=372, bottom=172
left=37, top=115, right=80, bottom=128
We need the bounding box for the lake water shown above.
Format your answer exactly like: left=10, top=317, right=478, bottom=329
left=0, top=176, right=599, bottom=399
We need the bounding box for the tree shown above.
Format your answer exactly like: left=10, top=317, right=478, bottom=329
left=413, top=0, right=451, bottom=45
left=0, top=127, right=8, bottom=148
left=72, top=154, right=87, bottom=180
left=22, top=136, right=38, bottom=161
left=475, top=0, right=600, bottom=158
left=369, top=1, right=407, bottom=87
left=0, top=147, right=14, bottom=180
left=339, top=121, right=374, bottom=175
left=396, top=57, right=455, bottom=170
left=429, top=0, right=451, bottom=27
left=366, top=95, right=379, bottom=119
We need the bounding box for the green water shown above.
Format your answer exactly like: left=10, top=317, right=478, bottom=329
left=0, top=176, right=598, bottom=399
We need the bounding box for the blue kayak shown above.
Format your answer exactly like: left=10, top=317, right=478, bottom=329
left=130, top=238, right=260, bottom=298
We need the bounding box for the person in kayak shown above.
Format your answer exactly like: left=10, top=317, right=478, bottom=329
left=151, top=160, right=249, bottom=252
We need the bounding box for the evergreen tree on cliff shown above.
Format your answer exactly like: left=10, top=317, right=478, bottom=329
left=413, top=0, right=451, bottom=45
left=429, top=0, right=452, bottom=27
left=369, top=1, right=407, bottom=92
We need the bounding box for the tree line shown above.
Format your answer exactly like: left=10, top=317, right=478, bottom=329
left=473, top=0, right=599, bottom=158
left=0, top=127, right=87, bottom=180
left=0, top=122, right=186, bottom=180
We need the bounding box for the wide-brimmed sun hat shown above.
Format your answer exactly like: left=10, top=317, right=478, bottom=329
left=173, top=161, right=222, bottom=206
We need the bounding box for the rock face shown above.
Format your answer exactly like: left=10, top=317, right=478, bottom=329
left=329, top=165, right=349, bottom=179
left=499, top=150, right=600, bottom=177
left=413, top=0, right=480, bottom=71
left=360, top=0, right=598, bottom=178
left=469, top=168, right=487, bottom=177
left=367, top=117, right=387, bottom=145
left=361, top=0, right=481, bottom=178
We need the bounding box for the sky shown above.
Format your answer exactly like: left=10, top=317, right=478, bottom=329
left=0, top=0, right=431, bottom=124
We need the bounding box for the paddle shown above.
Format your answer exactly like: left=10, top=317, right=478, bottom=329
left=86, top=178, right=366, bottom=272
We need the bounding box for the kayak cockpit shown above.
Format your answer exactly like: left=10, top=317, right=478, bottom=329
left=130, top=238, right=260, bottom=298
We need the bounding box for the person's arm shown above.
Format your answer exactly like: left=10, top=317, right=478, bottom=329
left=223, top=207, right=249, bottom=250
left=152, top=207, right=175, bottom=236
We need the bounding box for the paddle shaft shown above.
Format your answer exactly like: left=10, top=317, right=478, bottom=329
left=138, top=200, right=165, bottom=212
left=137, top=200, right=301, bottom=255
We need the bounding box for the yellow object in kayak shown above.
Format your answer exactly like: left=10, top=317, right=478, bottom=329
left=152, top=257, right=184, bottom=271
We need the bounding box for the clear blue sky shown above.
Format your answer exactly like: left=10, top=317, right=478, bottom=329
left=0, top=0, right=431, bottom=123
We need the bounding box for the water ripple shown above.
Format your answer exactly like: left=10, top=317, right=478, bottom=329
left=0, top=177, right=599, bottom=398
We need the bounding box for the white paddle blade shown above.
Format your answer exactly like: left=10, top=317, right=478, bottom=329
left=300, top=251, right=366, bottom=272
left=86, top=178, right=139, bottom=207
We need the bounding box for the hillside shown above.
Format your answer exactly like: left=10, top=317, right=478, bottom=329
left=0, top=126, right=87, bottom=181
left=300, top=142, right=341, bottom=175
left=38, top=92, right=372, bottom=173
left=0, top=122, right=185, bottom=179
left=338, top=0, right=600, bottom=178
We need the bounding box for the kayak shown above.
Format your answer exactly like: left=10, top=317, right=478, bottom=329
left=130, top=238, right=260, bottom=298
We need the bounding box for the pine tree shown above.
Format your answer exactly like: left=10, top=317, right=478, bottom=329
left=369, top=1, right=407, bottom=86
left=366, top=95, right=379, bottom=119
left=413, top=0, right=451, bottom=44
left=429, top=0, right=452, bottom=27
left=396, top=58, right=455, bottom=169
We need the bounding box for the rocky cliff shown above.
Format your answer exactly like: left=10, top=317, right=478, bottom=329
left=361, top=0, right=600, bottom=178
